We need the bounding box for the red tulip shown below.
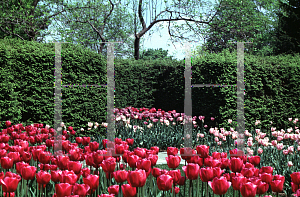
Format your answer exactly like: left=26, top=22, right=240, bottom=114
left=166, top=170, right=181, bottom=184
left=57, top=155, right=70, bottom=171
left=196, top=145, right=210, bottom=158
left=0, top=176, right=19, bottom=192
left=16, top=162, right=29, bottom=175
left=102, top=139, right=108, bottom=149
left=248, top=156, right=260, bottom=167
left=73, top=183, right=90, bottom=196
left=150, top=146, right=159, bottom=154
left=291, top=182, right=300, bottom=193
left=115, top=144, right=125, bottom=154
left=256, top=180, right=269, bottom=195
left=259, top=173, right=273, bottom=184
left=296, top=189, right=300, bottom=197
left=182, top=163, right=199, bottom=180
left=68, top=161, right=82, bottom=174
left=108, top=185, right=119, bottom=195
left=5, top=121, right=11, bottom=127
left=212, top=152, right=221, bottom=159
left=199, top=167, right=214, bottom=182
left=231, top=175, right=247, bottom=190
left=82, top=137, right=91, bottom=146
left=127, top=169, right=147, bottom=187
left=213, top=167, right=225, bottom=178
left=21, top=166, right=37, bottom=180
left=115, top=138, right=122, bottom=144
left=83, top=174, right=99, bottom=190
left=223, top=173, right=231, bottom=181
left=1, top=135, right=10, bottom=143
left=136, top=158, right=151, bottom=172
left=184, top=151, right=197, bottom=163
left=148, top=154, right=158, bottom=166
left=38, top=151, right=51, bottom=164
left=128, top=155, right=139, bottom=168
left=81, top=168, right=90, bottom=178
left=167, top=147, right=178, bottom=156
left=121, top=184, right=136, bottom=197
left=241, top=167, right=255, bottom=178
left=166, top=155, right=181, bottom=169
left=157, top=174, right=173, bottom=191
left=69, top=149, right=81, bottom=161
left=75, top=137, right=83, bottom=144
left=270, top=179, right=284, bottom=193
left=134, top=148, right=146, bottom=158
left=0, top=149, right=7, bottom=158
left=291, top=172, right=300, bottom=185
left=126, top=138, right=134, bottom=146
left=220, top=158, right=230, bottom=169
left=36, top=171, right=51, bottom=190
left=177, top=176, right=186, bottom=186
left=221, top=152, right=227, bottom=158
left=259, top=166, right=273, bottom=174
left=51, top=170, right=62, bottom=183
left=1, top=157, right=13, bottom=169
left=89, top=141, right=99, bottom=152
left=55, top=183, right=73, bottom=197
left=273, top=174, right=285, bottom=182
left=240, top=182, right=257, bottom=197
left=113, top=170, right=128, bottom=183
left=59, top=170, right=78, bottom=185
left=208, top=176, right=231, bottom=195
left=229, top=157, right=244, bottom=173
left=170, top=186, right=180, bottom=194
left=152, top=168, right=163, bottom=178
left=101, top=157, right=116, bottom=173
left=20, top=151, right=31, bottom=163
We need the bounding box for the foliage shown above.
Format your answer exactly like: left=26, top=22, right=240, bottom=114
left=139, top=48, right=174, bottom=61
left=199, top=0, right=280, bottom=57
left=0, top=0, right=62, bottom=41
left=0, top=38, right=107, bottom=134
left=46, top=0, right=142, bottom=60
left=273, top=0, right=300, bottom=55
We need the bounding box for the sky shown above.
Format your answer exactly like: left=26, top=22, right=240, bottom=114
left=40, top=0, right=220, bottom=60
left=40, top=0, right=270, bottom=60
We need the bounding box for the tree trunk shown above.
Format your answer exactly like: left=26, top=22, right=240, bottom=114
left=134, top=35, right=140, bottom=60
left=99, top=43, right=105, bottom=54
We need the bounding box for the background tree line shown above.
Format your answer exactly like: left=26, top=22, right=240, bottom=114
left=0, top=0, right=299, bottom=60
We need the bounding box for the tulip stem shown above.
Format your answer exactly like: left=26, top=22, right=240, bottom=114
left=206, top=182, right=209, bottom=197
left=172, top=182, right=175, bottom=197
left=184, top=160, right=187, bottom=196
left=36, top=180, right=38, bottom=197
left=202, top=181, right=204, bottom=197
left=189, top=179, right=193, bottom=197
left=26, top=180, right=28, bottom=197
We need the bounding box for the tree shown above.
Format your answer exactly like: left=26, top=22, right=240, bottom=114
left=140, top=48, right=174, bottom=60
left=198, top=0, right=282, bottom=56
left=46, top=0, right=143, bottom=60
left=0, top=0, right=98, bottom=42
left=129, top=0, right=229, bottom=60
left=274, top=0, right=300, bottom=55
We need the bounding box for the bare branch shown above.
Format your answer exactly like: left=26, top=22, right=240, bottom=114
left=138, top=0, right=146, bottom=30
left=0, top=26, right=25, bottom=40
left=100, top=0, right=115, bottom=36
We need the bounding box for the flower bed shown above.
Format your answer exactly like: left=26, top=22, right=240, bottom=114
left=0, top=106, right=300, bottom=197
